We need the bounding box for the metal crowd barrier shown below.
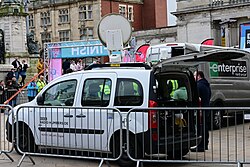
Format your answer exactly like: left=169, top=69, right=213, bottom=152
left=126, top=107, right=250, bottom=167
left=0, top=104, right=14, bottom=162
left=15, top=106, right=122, bottom=167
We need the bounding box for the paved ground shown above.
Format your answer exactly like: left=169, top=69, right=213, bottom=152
left=0, top=150, right=249, bottom=167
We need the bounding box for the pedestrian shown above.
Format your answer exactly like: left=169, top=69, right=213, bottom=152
left=70, top=60, right=77, bottom=72
left=0, top=80, right=6, bottom=113
left=62, top=59, right=70, bottom=74
left=37, top=57, right=44, bottom=73
left=19, top=59, right=29, bottom=86
left=36, top=75, right=46, bottom=93
left=6, top=68, right=16, bottom=82
left=191, top=70, right=211, bottom=152
left=27, top=79, right=38, bottom=101
left=76, top=59, right=84, bottom=71
left=11, top=57, right=22, bottom=82
left=0, top=80, right=6, bottom=104
left=6, top=77, right=19, bottom=107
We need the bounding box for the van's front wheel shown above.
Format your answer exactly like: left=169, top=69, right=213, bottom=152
left=14, top=124, right=37, bottom=155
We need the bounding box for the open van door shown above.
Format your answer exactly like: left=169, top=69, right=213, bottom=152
left=154, top=45, right=250, bottom=130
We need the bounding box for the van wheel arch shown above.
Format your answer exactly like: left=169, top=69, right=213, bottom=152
left=110, top=130, right=143, bottom=167
left=14, top=121, right=37, bottom=155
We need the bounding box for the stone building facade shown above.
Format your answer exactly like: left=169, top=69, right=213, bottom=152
left=174, top=0, right=250, bottom=47
left=27, top=0, right=167, bottom=48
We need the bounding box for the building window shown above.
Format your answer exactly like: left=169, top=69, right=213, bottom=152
left=119, top=5, right=126, bottom=17
left=59, top=30, right=70, bottom=41
left=80, top=27, right=93, bottom=40
left=41, top=32, right=51, bottom=45
left=128, top=5, right=134, bottom=22
left=79, top=5, right=93, bottom=20
left=28, top=14, right=34, bottom=28
left=119, top=4, right=134, bottom=22
left=41, top=11, right=51, bottom=26
left=59, top=9, right=69, bottom=23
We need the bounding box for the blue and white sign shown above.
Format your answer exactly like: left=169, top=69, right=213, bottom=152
left=47, top=40, right=109, bottom=59
left=240, top=23, right=250, bottom=52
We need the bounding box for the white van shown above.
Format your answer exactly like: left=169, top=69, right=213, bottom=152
left=6, top=62, right=201, bottom=166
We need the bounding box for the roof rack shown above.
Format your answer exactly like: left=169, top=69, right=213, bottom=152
left=85, top=63, right=152, bottom=70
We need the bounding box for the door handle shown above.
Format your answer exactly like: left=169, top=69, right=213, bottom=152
left=76, top=114, right=86, bottom=118
left=64, top=114, right=73, bottom=118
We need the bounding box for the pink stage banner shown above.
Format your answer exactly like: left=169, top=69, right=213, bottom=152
left=49, top=59, right=62, bottom=81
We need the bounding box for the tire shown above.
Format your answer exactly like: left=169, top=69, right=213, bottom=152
left=212, top=109, right=223, bottom=130
left=14, top=125, right=37, bottom=155
left=112, top=133, right=143, bottom=167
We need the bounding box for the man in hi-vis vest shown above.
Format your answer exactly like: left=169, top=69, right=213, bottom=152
left=168, top=80, right=178, bottom=98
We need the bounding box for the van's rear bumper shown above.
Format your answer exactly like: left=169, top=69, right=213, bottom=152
left=141, top=132, right=202, bottom=154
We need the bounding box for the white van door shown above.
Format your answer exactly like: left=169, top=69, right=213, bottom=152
left=37, top=79, right=78, bottom=148
left=73, top=72, right=117, bottom=151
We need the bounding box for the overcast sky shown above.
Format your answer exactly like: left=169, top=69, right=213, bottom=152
left=167, top=0, right=177, bottom=26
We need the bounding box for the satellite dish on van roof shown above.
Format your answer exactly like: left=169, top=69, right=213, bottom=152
left=97, top=13, right=132, bottom=48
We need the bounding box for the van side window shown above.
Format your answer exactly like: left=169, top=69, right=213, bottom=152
left=114, top=79, right=143, bottom=106
left=82, top=78, right=111, bottom=107
left=43, top=80, right=77, bottom=106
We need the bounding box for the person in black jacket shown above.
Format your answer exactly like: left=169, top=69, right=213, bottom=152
left=6, top=77, right=19, bottom=107
left=62, top=59, right=70, bottom=75
left=11, top=57, right=22, bottom=82
left=19, top=59, right=29, bottom=86
left=0, top=80, right=6, bottom=104
left=191, top=70, right=211, bottom=152
left=6, top=68, right=15, bottom=82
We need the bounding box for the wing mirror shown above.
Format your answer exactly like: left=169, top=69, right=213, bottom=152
left=36, top=94, right=44, bottom=105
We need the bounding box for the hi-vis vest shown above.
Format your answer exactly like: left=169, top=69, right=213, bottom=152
left=169, top=80, right=178, bottom=98
left=99, top=85, right=110, bottom=96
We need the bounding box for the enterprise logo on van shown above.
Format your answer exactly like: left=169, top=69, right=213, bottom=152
left=209, top=61, right=247, bottom=77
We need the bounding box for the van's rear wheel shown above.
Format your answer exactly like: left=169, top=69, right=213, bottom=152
left=112, top=134, right=143, bottom=167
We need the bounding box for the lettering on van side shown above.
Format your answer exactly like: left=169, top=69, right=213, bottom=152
left=209, top=61, right=247, bottom=77
left=40, top=120, right=69, bottom=125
